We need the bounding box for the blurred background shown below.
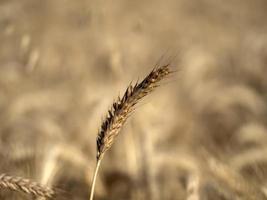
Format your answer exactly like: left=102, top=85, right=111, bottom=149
left=0, top=0, right=267, bottom=199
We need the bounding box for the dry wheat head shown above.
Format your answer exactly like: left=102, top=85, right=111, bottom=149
left=0, top=174, right=56, bottom=199
left=96, top=64, right=172, bottom=161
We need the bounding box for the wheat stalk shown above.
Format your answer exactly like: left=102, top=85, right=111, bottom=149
left=89, top=64, right=172, bottom=200
left=0, top=173, right=56, bottom=199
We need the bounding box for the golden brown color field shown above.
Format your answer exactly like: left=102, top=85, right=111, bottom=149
left=0, top=0, right=267, bottom=199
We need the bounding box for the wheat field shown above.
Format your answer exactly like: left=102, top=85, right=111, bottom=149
left=0, top=0, right=267, bottom=199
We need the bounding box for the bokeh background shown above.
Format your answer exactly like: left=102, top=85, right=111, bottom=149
left=1, top=0, right=267, bottom=199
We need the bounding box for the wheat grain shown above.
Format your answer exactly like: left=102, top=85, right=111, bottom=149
left=0, top=173, right=56, bottom=199
left=89, top=64, right=173, bottom=200
left=96, top=64, right=172, bottom=161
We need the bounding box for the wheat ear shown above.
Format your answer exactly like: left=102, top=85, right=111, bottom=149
left=89, top=64, right=172, bottom=200
left=0, top=173, right=56, bottom=199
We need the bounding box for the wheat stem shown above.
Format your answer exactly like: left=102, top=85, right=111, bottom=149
left=89, top=160, right=101, bottom=200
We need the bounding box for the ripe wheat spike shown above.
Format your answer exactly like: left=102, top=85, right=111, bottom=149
left=96, top=64, right=172, bottom=160
left=90, top=64, right=173, bottom=200
left=0, top=173, right=56, bottom=199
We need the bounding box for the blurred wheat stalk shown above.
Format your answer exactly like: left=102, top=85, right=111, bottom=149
left=89, top=64, right=172, bottom=200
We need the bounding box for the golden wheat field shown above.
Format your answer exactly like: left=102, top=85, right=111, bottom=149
left=1, top=0, right=267, bottom=199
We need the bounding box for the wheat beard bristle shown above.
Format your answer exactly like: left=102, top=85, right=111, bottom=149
left=0, top=174, right=56, bottom=199
left=96, top=64, right=172, bottom=161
